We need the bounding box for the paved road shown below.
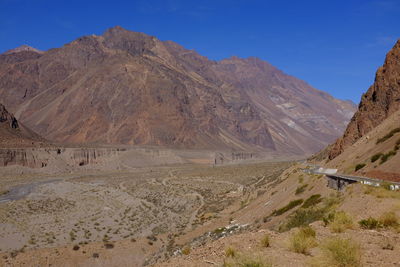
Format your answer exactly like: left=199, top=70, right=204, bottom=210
left=304, top=165, right=400, bottom=189
left=0, top=179, right=62, bottom=203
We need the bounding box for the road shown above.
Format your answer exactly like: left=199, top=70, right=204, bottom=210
left=304, top=165, right=400, bottom=190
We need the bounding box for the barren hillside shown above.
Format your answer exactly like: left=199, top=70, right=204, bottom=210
left=0, top=26, right=355, bottom=155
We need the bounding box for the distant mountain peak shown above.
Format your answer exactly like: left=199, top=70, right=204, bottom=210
left=0, top=27, right=356, bottom=155
left=3, top=44, right=42, bottom=55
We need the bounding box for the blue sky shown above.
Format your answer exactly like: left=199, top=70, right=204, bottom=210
left=0, top=0, right=399, bottom=103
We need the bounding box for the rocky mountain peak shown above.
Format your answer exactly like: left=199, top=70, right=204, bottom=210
left=329, top=39, right=400, bottom=159
left=102, top=26, right=157, bottom=55
left=3, top=45, right=42, bottom=55
left=0, top=28, right=356, bottom=155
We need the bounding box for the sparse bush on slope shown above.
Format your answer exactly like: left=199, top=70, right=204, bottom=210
left=328, top=211, right=354, bottom=233
left=314, top=237, right=361, bottom=267
left=223, top=252, right=271, bottom=267
left=271, top=199, right=304, bottom=216
left=354, top=163, right=366, bottom=171
left=371, top=153, right=383, bottom=162
left=289, top=226, right=317, bottom=255
left=376, top=127, right=400, bottom=144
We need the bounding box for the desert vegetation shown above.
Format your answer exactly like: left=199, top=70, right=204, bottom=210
left=376, top=127, right=400, bottom=144
left=289, top=226, right=317, bottom=255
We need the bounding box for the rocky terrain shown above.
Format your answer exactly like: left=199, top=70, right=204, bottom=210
left=329, top=40, right=400, bottom=159
left=0, top=103, right=45, bottom=148
left=0, top=26, right=355, bottom=155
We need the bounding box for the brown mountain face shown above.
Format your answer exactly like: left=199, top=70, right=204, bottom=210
left=0, top=103, right=44, bottom=147
left=0, top=26, right=355, bottom=154
left=329, top=40, right=400, bottom=159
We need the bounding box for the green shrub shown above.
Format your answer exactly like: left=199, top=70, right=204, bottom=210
left=318, top=237, right=361, bottom=267
left=329, top=211, right=354, bottom=233
left=371, top=153, right=383, bottom=162
left=380, top=150, right=397, bottom=164
left=295, top=184, right=308, bottom=195
left=358, top=217, right=381, bottom=229
left=289, top=226, right=317, bottom=255
left=302, top=194, right=322, bottom=209
left=280, top=195, right=341, bottom=232
left=272, top=199, right=304, bottom=216
left=376, top=128, right=400, bottom=144
left=280, top=207, right=326, bottom=232
left=260, top=234, right=270, bottom=247
left=354, top=163, right=366, bottom=171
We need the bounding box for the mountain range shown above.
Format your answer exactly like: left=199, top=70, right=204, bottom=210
left=0, top=26, right=355, bottom=155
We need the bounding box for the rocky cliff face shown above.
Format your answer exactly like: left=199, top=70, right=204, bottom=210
left=329, top=40, right=400, bottom=159
left=0, top=26, right=356, bottom=155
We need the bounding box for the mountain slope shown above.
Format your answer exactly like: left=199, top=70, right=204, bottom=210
left=0, top=26, right=355, bottom=154
left=329, top=40, right=400, bottom=159
left=0, top=103, right=45, bottom=147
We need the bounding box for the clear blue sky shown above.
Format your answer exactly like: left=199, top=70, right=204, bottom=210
left=1, top=0, right=399, bottom=103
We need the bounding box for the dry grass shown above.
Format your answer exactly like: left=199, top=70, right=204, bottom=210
left=329, top=211, right=354, bottom=233
left=181, top=246, right=191, bottom=255
left=379, top=211, right=399, bottom=229
left=312, top=237, right=361, bottom=267
left=223, top=252, right=272, bottom=267
left=225, top=247, right=236, bottom=257
left=364, top=185, right=400, bottom=199
left=289, top=226, right=317, bottom=255
left=260, top=234, right=270, bottom=248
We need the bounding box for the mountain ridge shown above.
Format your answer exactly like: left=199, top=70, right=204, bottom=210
left=0, top=26, right=356, bottom=155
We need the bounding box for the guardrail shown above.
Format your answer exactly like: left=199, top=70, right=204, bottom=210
left=302, top=167, right=400, bottom=191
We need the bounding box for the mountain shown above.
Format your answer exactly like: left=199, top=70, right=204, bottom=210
left=3, top=45, right=42, bottom=55
left=0, top=26, right=355, bottom=154
left=329, top=40, right=400, bottom=159
left=0, top=103, right=45, bottom=147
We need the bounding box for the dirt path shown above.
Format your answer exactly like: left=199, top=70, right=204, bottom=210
left=0, top=178, right=62, bottom=203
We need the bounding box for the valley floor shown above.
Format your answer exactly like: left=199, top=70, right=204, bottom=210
left=0, top=157, right=399, bottom=266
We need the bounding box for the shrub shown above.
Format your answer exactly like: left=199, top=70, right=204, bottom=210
left=376, top=127, right=400, bottom=144
left=319, top=237, right=361, bottom=267
left=371, top=153, right=383, bottom=162
left=223, top=253, right=271, bottom=267
left=225, top=247, right=236, bottom=257
left=329, top=211, right=354, bottom=233
left=260, top=234, right=270, bottom=248
left=280, top=208, right=325, bottom=232
left=295, top=184, right=308, bottom=195
left=302, top=194, right=322, bottom=209
left=272, top=199, right=304, bottom=216
left=358, top=217, right=380, bottom=229
left=354, top=163, right=366, bottom=171
left=182, top=246, right=191, bottom=255
left=379, top=212, right=399, bottom=228
left=380, top=150, right=397, bottom=164
left=72, top=245, right=80, bottom=251
left=300, top=225, right=316, bottom=237
left=280, top=195, right=340, bottom=232
left=104, top=243, right=114, bottom=249
left=289, top=226, right=317, bottom=255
